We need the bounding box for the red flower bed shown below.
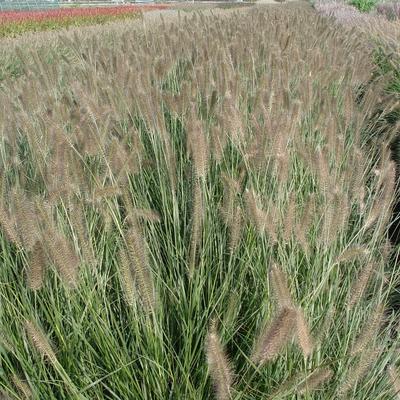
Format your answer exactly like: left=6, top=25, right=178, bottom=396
left=0, top=4, right=169, bottom=37
left=0, top=4, right=168, bottom=23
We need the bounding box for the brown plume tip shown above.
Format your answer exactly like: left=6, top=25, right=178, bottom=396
left=297, top=367, right=333, bottom=394
left=270, top=264, right=293, bottom=309
left=388, top=365, right=400, bottom=399
left=251, top=307, right=296, bottom=365
left=11, top=374, right=32, bottom=399
left=206, top=322, right=234, bottom=400
left=295, top=308, right=314, bottom=357
left=350, top=303, right=384, bottom=356
left=27, top=241, right=47, bottom=291
left=25, top=320, right=57, bottom=364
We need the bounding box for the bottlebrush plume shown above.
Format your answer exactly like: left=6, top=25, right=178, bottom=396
left=13, top=191, right=39, bottom=251
left=132, top=208, right=161, bottom=224
left=47, top=233, right=79, bottom=287
left=297, top=367, right=333, bottom=394
left=119, top=247, right=135, bottom=307
left=210, top=124, right=227, bottom=163
left=228, top=206, right=242, bottom=253
left=316, top=148, right=330, bottom=195
left=348, top=262, right=376, bottom=308
left=339, top=347, right=380, bottom=396
left=270, top=264, right=293, bottom=309
left=321, top=194, right=337, bottom=246
left=382, top=239, right=393, bottom=260
left=93, top=185, right=121, bottom=202
left=11, top=374, right=32, bottom=399
left=350, top=304, right=384, bottom=356
left=125, top=221, right=156, bottom=313
left=294, top=194, right=315, bottom=253
left=269, top=369, right=305, bottom=398
left=206, top=322, right=234, bottom=400
left=189, top=180, right=204, bottom=275
left=187, top=117, right=209, bottom=179
left=70, top=201, right=96, bottom=267
left=0, top=204, right=20, bottom=246
left=335, top=245, right=369, bottom=264
left=27, top=241, right=47, bottom=291
left=25, top=320, right=57, bottom=363
left=244, top=189, right=267, bottom=236
left=363, top=200, right=382, bottom=231
left=382, top=160, right=396, bottom=204
left=295, top=308, right=314, bottom=357
left=251, top=307, right=296, bottom=365
left=276, top=152, right=290, bottom=186
left=388, top=365, right=400, bottom=399
left=283, top=194, right=296, bottom=242
left=221, top=173, right=240, bottom=218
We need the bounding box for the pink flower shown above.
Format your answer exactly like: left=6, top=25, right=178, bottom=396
left=0, top=4, right=168, bottom=24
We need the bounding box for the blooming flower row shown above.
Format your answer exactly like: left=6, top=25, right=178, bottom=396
left=0, top=4, right=168, bottom=23
left=0, top=4, right=169, bottom=37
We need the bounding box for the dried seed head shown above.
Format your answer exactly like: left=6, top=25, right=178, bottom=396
left=13, top=191, right=39, bottom=251
left=25, top=320, right=57, bottom=363
left=126, top=222, right=156, bottom=313
left=0, top=204, right=20, bottom=246
left=210, top=124, right=227, bottom=163
left=11, top=374, right=32, bottom=399
left=335, top=246, right=369, bottom=264
left=295, top=308, right=314, bottom=357
left=251, top=307, right=296, bottom=365
left=206, top=322, right=234, bottom=400
left=282, top=194, right=296, bottom=242
left=270, top=264, right=293, bottom=309
left=382, top=239, right=393, bottom=260
left=297, top=367, right=333, bottom=395
left=189, top=180, right=204, bottom=275
left=316, top=148, right=330, bottom=195
left=187, top=118, right=209, bottom=179
left=348, top=262, right=376, bottom=309
left=339, top=347, right=381, bottom=396
left=47, top=233, right=79, bottom=287
left=363, top=200, right=382, bottom=231
left=119, top=247, right=135, bottom=307
left=244, top=189, right=278, bottom=241
left=93, top=185, right=121, bottom=202
left=70, top=202, right=96, bottom=267
left=132, top=208, right=161, bottom=224
left=27, top=241, right=47, bottom=291
left=244, top=189, right=262, bottom=230
left=388, top=365, right=400, bottom=399
left=228, top=206, right=242, bottom=253
left=294, top=194, right=315, bottom=253
left=351, top=304, right=385, bottom=356
left=220, top=172, right=240, bottom=225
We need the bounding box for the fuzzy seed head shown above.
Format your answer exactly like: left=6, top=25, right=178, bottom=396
left=25, top=320, right=57, bottom=363
left=206, top=322, right=234, bottom=400
left=252, top=307, right=296, bottom=365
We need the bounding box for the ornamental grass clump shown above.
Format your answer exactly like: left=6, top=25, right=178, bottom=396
left=0, top=3, right=399, bottom=399
left=377, top=1, right=400, bottom=20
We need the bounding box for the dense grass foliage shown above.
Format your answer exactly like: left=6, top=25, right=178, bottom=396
left=0, top=4, right=400, bottom=399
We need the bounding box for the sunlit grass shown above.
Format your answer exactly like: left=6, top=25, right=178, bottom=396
left=0, top=4, right=399, bottom=399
